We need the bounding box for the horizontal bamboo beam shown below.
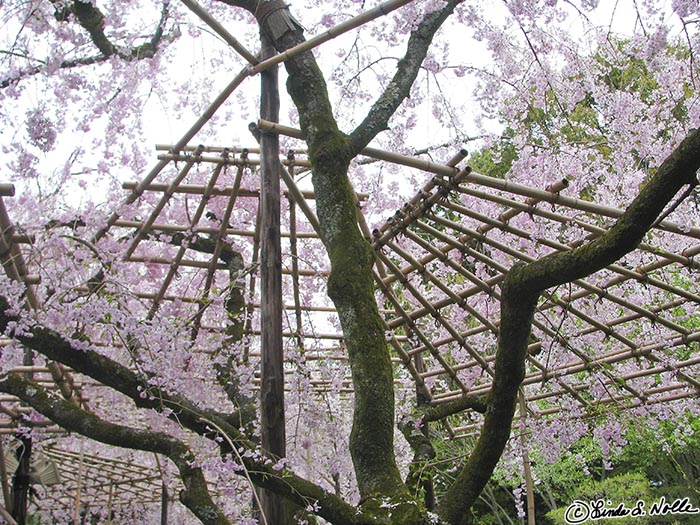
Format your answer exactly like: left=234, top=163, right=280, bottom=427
left=155, top=144, right=310, bottom=156
left=113, top=219, right=320, bottom=239
left=156, top=144, right=262, bottom=153
left=127, top=255, right=328, bottom=276
left=258, top=120, right=700, bottom=240
left=157, top=152, right=312, bottom=167
left=121, top=181, right=367, bottom=200
left=0, top=427, right=65, bottom=435
left=0, top=185, right=14, bottom=197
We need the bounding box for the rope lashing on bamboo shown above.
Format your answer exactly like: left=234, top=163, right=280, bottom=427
left=254, top=0, right=303, bottom=40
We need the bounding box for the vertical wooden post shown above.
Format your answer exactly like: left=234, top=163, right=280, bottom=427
left=9, top=435, right=30, bottom=525
left=73, top=442, right=84, bottom=525
left=412, top=349, right=436, bottom=510
left=160, top=482, right=168, bottom=525
left=519, top=392, right=536, bottom=525
left=106, top=482, right=114, bottom=525
left=259, top=23, right=286, bottom=524
left=0, top=441, right=12, bottom=514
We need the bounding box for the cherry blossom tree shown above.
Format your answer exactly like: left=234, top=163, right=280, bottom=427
left=1, top=1, right=700, bottom=525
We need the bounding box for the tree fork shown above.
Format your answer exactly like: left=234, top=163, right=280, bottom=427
left=244, top=0, right=413, bottom=504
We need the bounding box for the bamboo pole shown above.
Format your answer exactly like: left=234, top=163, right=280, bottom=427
left=127, top=255, right=226, bottom=270
left=156, top=144, right=263, bottom=153
left=189, top=164, right=246, bottom=341
left=519, top=393, right=536, bottom=525
left=106, top=482, right=114, bottom=525
left=180, top=0, right=258, bottom=65
left=113, top=219, right=320, bottom=239
left=258, top=120, right=700, bottom=239
left=127, top=254, right=325, bottom=276
left=249, top=0, right=413, bottom=75
left=72, top=443, right=84, bottom=525
left=0, top=442, right=11, bottom=517
left=93, top=66, right=250, bottom=244
left=278, top=168, right=321, bottom=235
left=157, top=152, right=312, bottom=167
left=122, top=180, right=366, bottom=200
left=288, top=195, right=306, bottom=350
left=243, top=205, right=262, bottom=362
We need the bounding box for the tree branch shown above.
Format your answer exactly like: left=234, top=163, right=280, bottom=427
left=437, top=129, right=700, bottom=524
left=1, top=1, right=178, bottom=89
left=421, top=395, right=488, bottom=422
left=0, top=373, right=231, bottom=525
left=0, top=297, right=380, bottom=524
left=0, top=295, right=250, bottom=448
left=349, top=0, right=463, bottom=153
left=71, top=0, right=172, bottom=60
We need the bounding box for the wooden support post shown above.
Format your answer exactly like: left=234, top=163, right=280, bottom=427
left=10, top=435, right=30, bottom=525
left=0, top=441, right=12, bottom=514
left=106, top=482, right=114, bottom=525
left=258, top=24, right=286, bottom=524
left=519, top=392, right=536, bottom=525
left=160, top=482, right=168, bottom=525
left=73, top=443, right=84, bottom=525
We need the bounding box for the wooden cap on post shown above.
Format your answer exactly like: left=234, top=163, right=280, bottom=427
left=0, top=184, right=15, bottom=197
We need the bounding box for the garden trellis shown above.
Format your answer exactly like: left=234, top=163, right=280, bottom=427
left=2, top=120, right=700, bottom=517
left=0, top=0, right=699, bottom=523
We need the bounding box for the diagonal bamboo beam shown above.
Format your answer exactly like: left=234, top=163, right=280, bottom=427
left=189, top=164, right=246, bottom=341
left=249, top=0, right=414, bottom=75
left=93, top=66, right=250, bottom=244
left=146, top=161, right=228, bottom=319
left=180, top=0, right=259, bottom=65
